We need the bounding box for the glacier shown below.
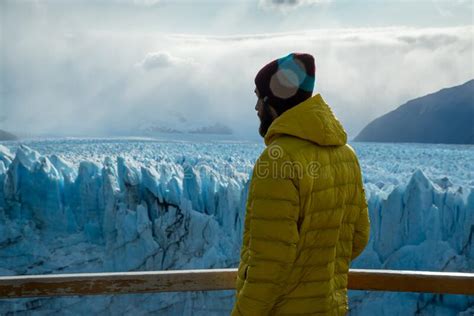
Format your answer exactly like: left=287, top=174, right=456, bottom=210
left=0, top=139, right=473, bottom=315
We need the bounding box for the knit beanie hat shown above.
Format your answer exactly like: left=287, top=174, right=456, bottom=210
left=255, top=52, right=315, bottom=115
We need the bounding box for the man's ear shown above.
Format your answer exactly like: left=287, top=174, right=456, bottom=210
left=262, top=96, right=279, bottom=119
left=268, top=104, right=279, bottom=119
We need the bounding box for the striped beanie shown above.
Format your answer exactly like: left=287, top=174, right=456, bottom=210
left=254, top=52, right=315, bottom=115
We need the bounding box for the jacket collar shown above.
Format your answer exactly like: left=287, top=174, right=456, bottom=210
left=264, top=93, right=347, bottom=147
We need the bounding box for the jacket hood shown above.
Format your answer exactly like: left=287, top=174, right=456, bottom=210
left=264, top=93, right=347, bottom=147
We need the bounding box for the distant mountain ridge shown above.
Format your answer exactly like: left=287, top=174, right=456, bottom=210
left=189, top=123, right=232, bottom=135
left=354, top=79, right=474, bottom=144
left=0, top=129, right=17, bottom=141
left=140, top=122, right=233, bottom=136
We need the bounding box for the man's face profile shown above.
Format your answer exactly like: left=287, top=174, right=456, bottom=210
left=254, top=88, right=277, bottom=138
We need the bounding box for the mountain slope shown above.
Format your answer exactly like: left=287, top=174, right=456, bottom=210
left=0, top=129, right=17, bottom=141
left=354, top=80, right=474, bottom=144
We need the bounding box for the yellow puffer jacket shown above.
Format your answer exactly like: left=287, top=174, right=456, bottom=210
left=231, top=93, right=371, bottom=315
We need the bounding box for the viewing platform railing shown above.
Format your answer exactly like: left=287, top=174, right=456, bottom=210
left=0, top=269, right=473, bottom=299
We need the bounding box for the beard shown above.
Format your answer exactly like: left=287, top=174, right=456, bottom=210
left=258, top=104, right=276, bottom=138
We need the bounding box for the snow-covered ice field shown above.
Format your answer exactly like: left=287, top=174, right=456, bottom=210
left=0, top=138, right=473, bottom=315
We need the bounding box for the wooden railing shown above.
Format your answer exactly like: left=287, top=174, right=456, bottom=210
left=0, top=269, right=473, bottom=299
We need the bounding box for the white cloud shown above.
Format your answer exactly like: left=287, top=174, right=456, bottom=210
left=259, top=0, right=331, bottom=11
left=431, top=0, right=473, bottom=17
left=131, top=0, right=160, bottom=5
left=2, top=25, right=473, bottom=139
left=137, top=51, right=193, bottom=70
left=34, top=0, right=161, bottom=5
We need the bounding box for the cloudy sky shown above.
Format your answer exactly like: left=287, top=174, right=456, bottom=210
left=1, top=0, right=473, bottom=140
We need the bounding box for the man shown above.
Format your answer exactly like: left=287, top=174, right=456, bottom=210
left=231, top=53, right=371, bottom=315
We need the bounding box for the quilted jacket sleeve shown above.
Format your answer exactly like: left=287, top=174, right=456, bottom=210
left=231, top=147, right=300, bottom=315
left=351, top=159, right=370, bottom=261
